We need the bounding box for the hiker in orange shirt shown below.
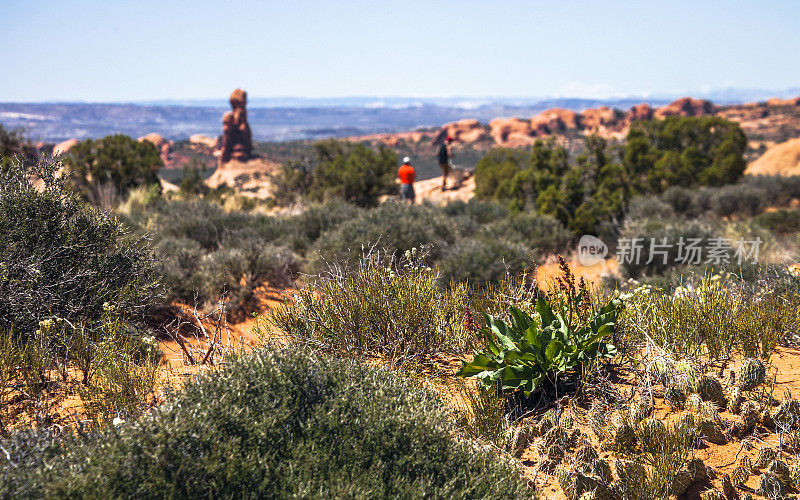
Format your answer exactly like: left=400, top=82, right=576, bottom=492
left=397, top=156, right=416, bottom=204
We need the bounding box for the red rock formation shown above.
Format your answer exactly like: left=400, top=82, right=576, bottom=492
left=220, top=88, right=253, bottom=164
left=488, top=117, right=534, bottom=146
left=190, top=134, right=218, bottom=150
left=766, top=97, right=800, bottom=107
left=530, top=108, right=579, bottom=136
left=137, top=133, right=172, bottom=162
left=579, top=106, right=618, bottom=131
left=53, top=138, right=78, bottom=155
left=627, top=103, right=653, bottom=122
left=654, top=97, right=715, bottom=118
left=434, top=119, right=487, bottom=143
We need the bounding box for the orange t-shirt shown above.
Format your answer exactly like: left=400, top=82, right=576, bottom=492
left=397, top=164, right=416, bottom=184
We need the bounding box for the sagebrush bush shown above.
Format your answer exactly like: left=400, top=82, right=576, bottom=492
left=0, top=156, right=158, bottom=340
left=0, top=349, right=532, bottom=499
left=438, top=237, right=531, bottom=285
left=618, top=218, right=719, bottom=277
left=121, top=196, right=299, bottom=315
left=627, top=196, right=675, bottom=220
left=266, top=250, right=472, bottom=357
left=474, top=211, right=573, bottom=259
left=753, top=209, right=800, bottom=235
left=306, top=202, right=462, bottom=275
left=709, top=183, right=766, bottom=217
left=196, top=240, right=299, bottom=321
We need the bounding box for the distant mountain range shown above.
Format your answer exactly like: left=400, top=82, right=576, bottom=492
left=2, top=88, right=799, bottom=143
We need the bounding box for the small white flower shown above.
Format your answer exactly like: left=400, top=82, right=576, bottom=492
left=112, top=417, right=125, bottom=426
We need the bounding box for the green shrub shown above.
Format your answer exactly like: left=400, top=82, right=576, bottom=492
left=306, top=202, right=461, bottom=274
left=709, top=184, right=766, bottom=217
left=196, top=240, right=299, bottom=321
left=307, top=139, right=397, bottom=207
left=438, top=237, right=531, bottom=285
left=475, top=137, right=632, bottom=234
left=178, top=160, right=210, bottom=195
left=624, top=115, right=747, bottom=191
left=0, top=349, right=532, bottom=498
left=65, top=134, right=162, bottom=201
left=753, top=209, right=800, bottom=235
left=267, top=250, right=471, bottom=357
left=617, top=218, right=719, bottom=278
left=0, top=156, right=158, bottom=340
left=0, top=124, right=37, bottom=169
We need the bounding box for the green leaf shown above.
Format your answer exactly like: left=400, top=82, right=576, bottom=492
left=509, top=306, right=533, bottom=334
left=536, top=296, right=557, bottom=326
left=545, top=339, right=564, bottom=363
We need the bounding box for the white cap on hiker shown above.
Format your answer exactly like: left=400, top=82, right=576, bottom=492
left=403, top=157, right=410, bottom=164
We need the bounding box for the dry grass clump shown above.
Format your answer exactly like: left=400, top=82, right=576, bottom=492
left=264, top=248, right=472, bottom=359
left=621, top=269, right=800, bottom=363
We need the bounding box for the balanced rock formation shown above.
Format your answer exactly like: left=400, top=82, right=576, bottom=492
left=220, top=88, right=253, bottom=164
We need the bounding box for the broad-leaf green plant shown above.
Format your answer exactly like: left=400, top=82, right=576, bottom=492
left=457, top=295, right=624, bottom=396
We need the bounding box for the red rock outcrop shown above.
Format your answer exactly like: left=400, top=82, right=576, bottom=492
left=53, top=138, right=78, bottom=155
left=654, top=97, right=715, bottom=118
left=530, top=108, right=579, bottom=136
left=220, top=88, right=253, bottom=164
left=434, top=119, right=488, bottom=143
left=488, top=117, right=534, bottom=146
left=627, top=103, right=654, bottom=122
left=579, top=106, right=618, bottom=131
left=190, top=134, right=218, bottom=150
left=138, top=133, right=172, bottom=162
left=766, top=97, right=800, bottom=107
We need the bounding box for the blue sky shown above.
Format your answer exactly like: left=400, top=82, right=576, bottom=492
left=2, top=0, right=799, bottom=102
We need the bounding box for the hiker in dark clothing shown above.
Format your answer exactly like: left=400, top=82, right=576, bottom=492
left=438, top=136, right=453, bottom=191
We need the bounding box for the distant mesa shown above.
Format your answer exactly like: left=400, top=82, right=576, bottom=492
left=578, top=106, right=619, bottom=132
left=220, top=88, right=253, bottom=164
left=530, top=108, right=578, bottom=135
